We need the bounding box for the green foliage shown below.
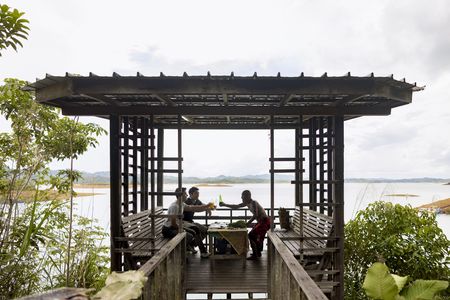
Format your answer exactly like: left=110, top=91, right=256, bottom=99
left=344, top=201, right=450, bottom=299
left=0, top=78, right=108, bottom=298
left=363, top=262, right=448, bottom=300
left=0, top=77, right=105, bottom=201
left=0, top=199, right=110, bottom=298
left=228, top=220, right=247, bottom=228
left=0, top=4, right=29, bottom=55
left=363, top=263, right=401, bottom=300
left=93, top=271, right=147, bottom=300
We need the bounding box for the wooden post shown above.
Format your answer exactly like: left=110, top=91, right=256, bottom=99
left=122, top=117, right=129, bottom=216
left=110, top=114, right=122, bottom=271
left=327, top=116, right=334, bottom=217
left=132, top=117, right=138, bottom=214
left=270, top=115, right=275, bottom=231
left=140, top=118, right=149, bottom=211
left=177, top=115, right=183, bottom=233
left=334, top=116, right=344, bottom=300
left=150, top=116, right=155, bottom=248
left=157, top=128, right=164, bottom=207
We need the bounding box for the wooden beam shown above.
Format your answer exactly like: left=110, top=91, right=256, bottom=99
left=34, top=77, right=413, bottom=103
left=223, top=93, right=229, bottom=106
left=279, top=94, right=295, bottom=107
left=83, top=94, right=124, bottom=106
left=61, top=104, right=391, bottom=116
left=152, top=94, right=176, bottom=106
left=35, top=79, right=73, bottom=102
left=331, top=94, right=368, bottom=107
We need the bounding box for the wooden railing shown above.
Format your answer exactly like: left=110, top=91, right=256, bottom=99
left=139, top=232, right=186, bottom=300
left=268, top=232, right=328, bottom=300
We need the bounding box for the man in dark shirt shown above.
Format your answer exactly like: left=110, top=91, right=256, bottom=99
left=183, top=186, right=208, bottom=241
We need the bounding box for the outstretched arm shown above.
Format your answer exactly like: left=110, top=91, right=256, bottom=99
left=184, top=204, right=211, bottom=212
left=220, top=202, right=246, bottom=209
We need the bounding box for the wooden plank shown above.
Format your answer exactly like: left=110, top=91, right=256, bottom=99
left=186, top=252, right=268, bottom=294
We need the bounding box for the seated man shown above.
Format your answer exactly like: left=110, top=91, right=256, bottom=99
left=183, top=186, right=208, bottom=241
left=162, top=187, right=212, bottom=258
left=219, top=190, right=270, bottom=260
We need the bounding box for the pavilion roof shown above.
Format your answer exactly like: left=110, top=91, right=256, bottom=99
left=27, top=72, right=422, bottom=129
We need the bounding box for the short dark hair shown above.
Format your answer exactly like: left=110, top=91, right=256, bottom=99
left=188, top=186, right=199, bottom=196
left=242, top=190, right=251, bottom=197
left=174, top=187, right=186, bottom=198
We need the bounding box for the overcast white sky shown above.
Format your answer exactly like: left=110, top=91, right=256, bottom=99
left=1, top=0, right=449, bottom=178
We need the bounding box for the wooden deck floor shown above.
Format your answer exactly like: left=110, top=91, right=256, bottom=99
left=185, top=251, right=268, bottom=294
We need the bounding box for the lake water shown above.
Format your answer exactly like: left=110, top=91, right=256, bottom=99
left=74, top=182, right=450, bottom=238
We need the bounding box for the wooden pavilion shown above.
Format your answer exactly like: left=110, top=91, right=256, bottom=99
left=29, top=72, right=419, bottom=300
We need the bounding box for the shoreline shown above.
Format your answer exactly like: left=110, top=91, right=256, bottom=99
left=417, top=198, right=450, bottom=214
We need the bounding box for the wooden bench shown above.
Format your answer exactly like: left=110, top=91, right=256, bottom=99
left=275, top=207, right=336, bottom=266
left=275, top=207, right=338, bottom=293
left=116, top=207, right=170, bottom=268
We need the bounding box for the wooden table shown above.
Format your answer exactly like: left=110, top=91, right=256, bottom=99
left=207, top=227, right=248, bottom=268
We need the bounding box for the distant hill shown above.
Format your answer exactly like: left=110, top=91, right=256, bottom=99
left=66, top=171, right=450, bottom=185
left=346, top=177, right=450, bottom=183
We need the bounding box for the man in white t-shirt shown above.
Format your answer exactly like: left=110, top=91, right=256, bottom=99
left=162, top=187, right=212, bottom=258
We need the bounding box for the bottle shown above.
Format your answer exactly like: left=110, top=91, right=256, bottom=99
left=209, top=200, right=216, bottom=210
left=219, top=194, right=224, bottom=206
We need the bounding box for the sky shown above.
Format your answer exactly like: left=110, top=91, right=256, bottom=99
left=1, top=0, right=449, bottom=178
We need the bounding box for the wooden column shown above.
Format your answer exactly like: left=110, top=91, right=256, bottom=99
left=150, top=116, right=155, bottom=242
left=334, top=116, right=344, bottom=300
left=270, top=115, right=275, bottom=231
left=309, top=118, right=317, bottom=211
left=177, top=115, right=183, bottom=233
left=140, top=118, right=149, bottom=211
left=110, top=114, right=122, bottom=271
left=327, top=117, right=334, bottom=217
left=132, top=117, right=138, bottom=214
left=122, top=117, right=129, bottom=216
left=295, top=115, right=303, bottom=207
left=157, top=128, right=164, bottom=207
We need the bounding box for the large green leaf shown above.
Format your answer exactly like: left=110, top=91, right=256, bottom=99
left=93, top=271, right=147, bottom=300
left=392, top=274, right=409, bottom=292
left=105, top=270, right=147, bottom=285
left=363, top=262, right=398, bottom=300
left=401, top=280, right=448, bottom=300
left=93, top=281, right=144, bottom=300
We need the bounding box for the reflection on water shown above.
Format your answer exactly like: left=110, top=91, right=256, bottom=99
left=74, top=182, right=450, bottom=238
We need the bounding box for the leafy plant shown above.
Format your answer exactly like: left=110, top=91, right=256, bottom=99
left=93, top=271, right=147, bottom=300
left=0, top=4, right=29, bottom=55
left=0, top=78, right=107, bottom=299
left=363, top=262, right=448, bottom=300
left=344, top=201, right=450, bottom=299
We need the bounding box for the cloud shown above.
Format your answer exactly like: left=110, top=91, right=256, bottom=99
left=381, top=0, right=450, bottom=79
